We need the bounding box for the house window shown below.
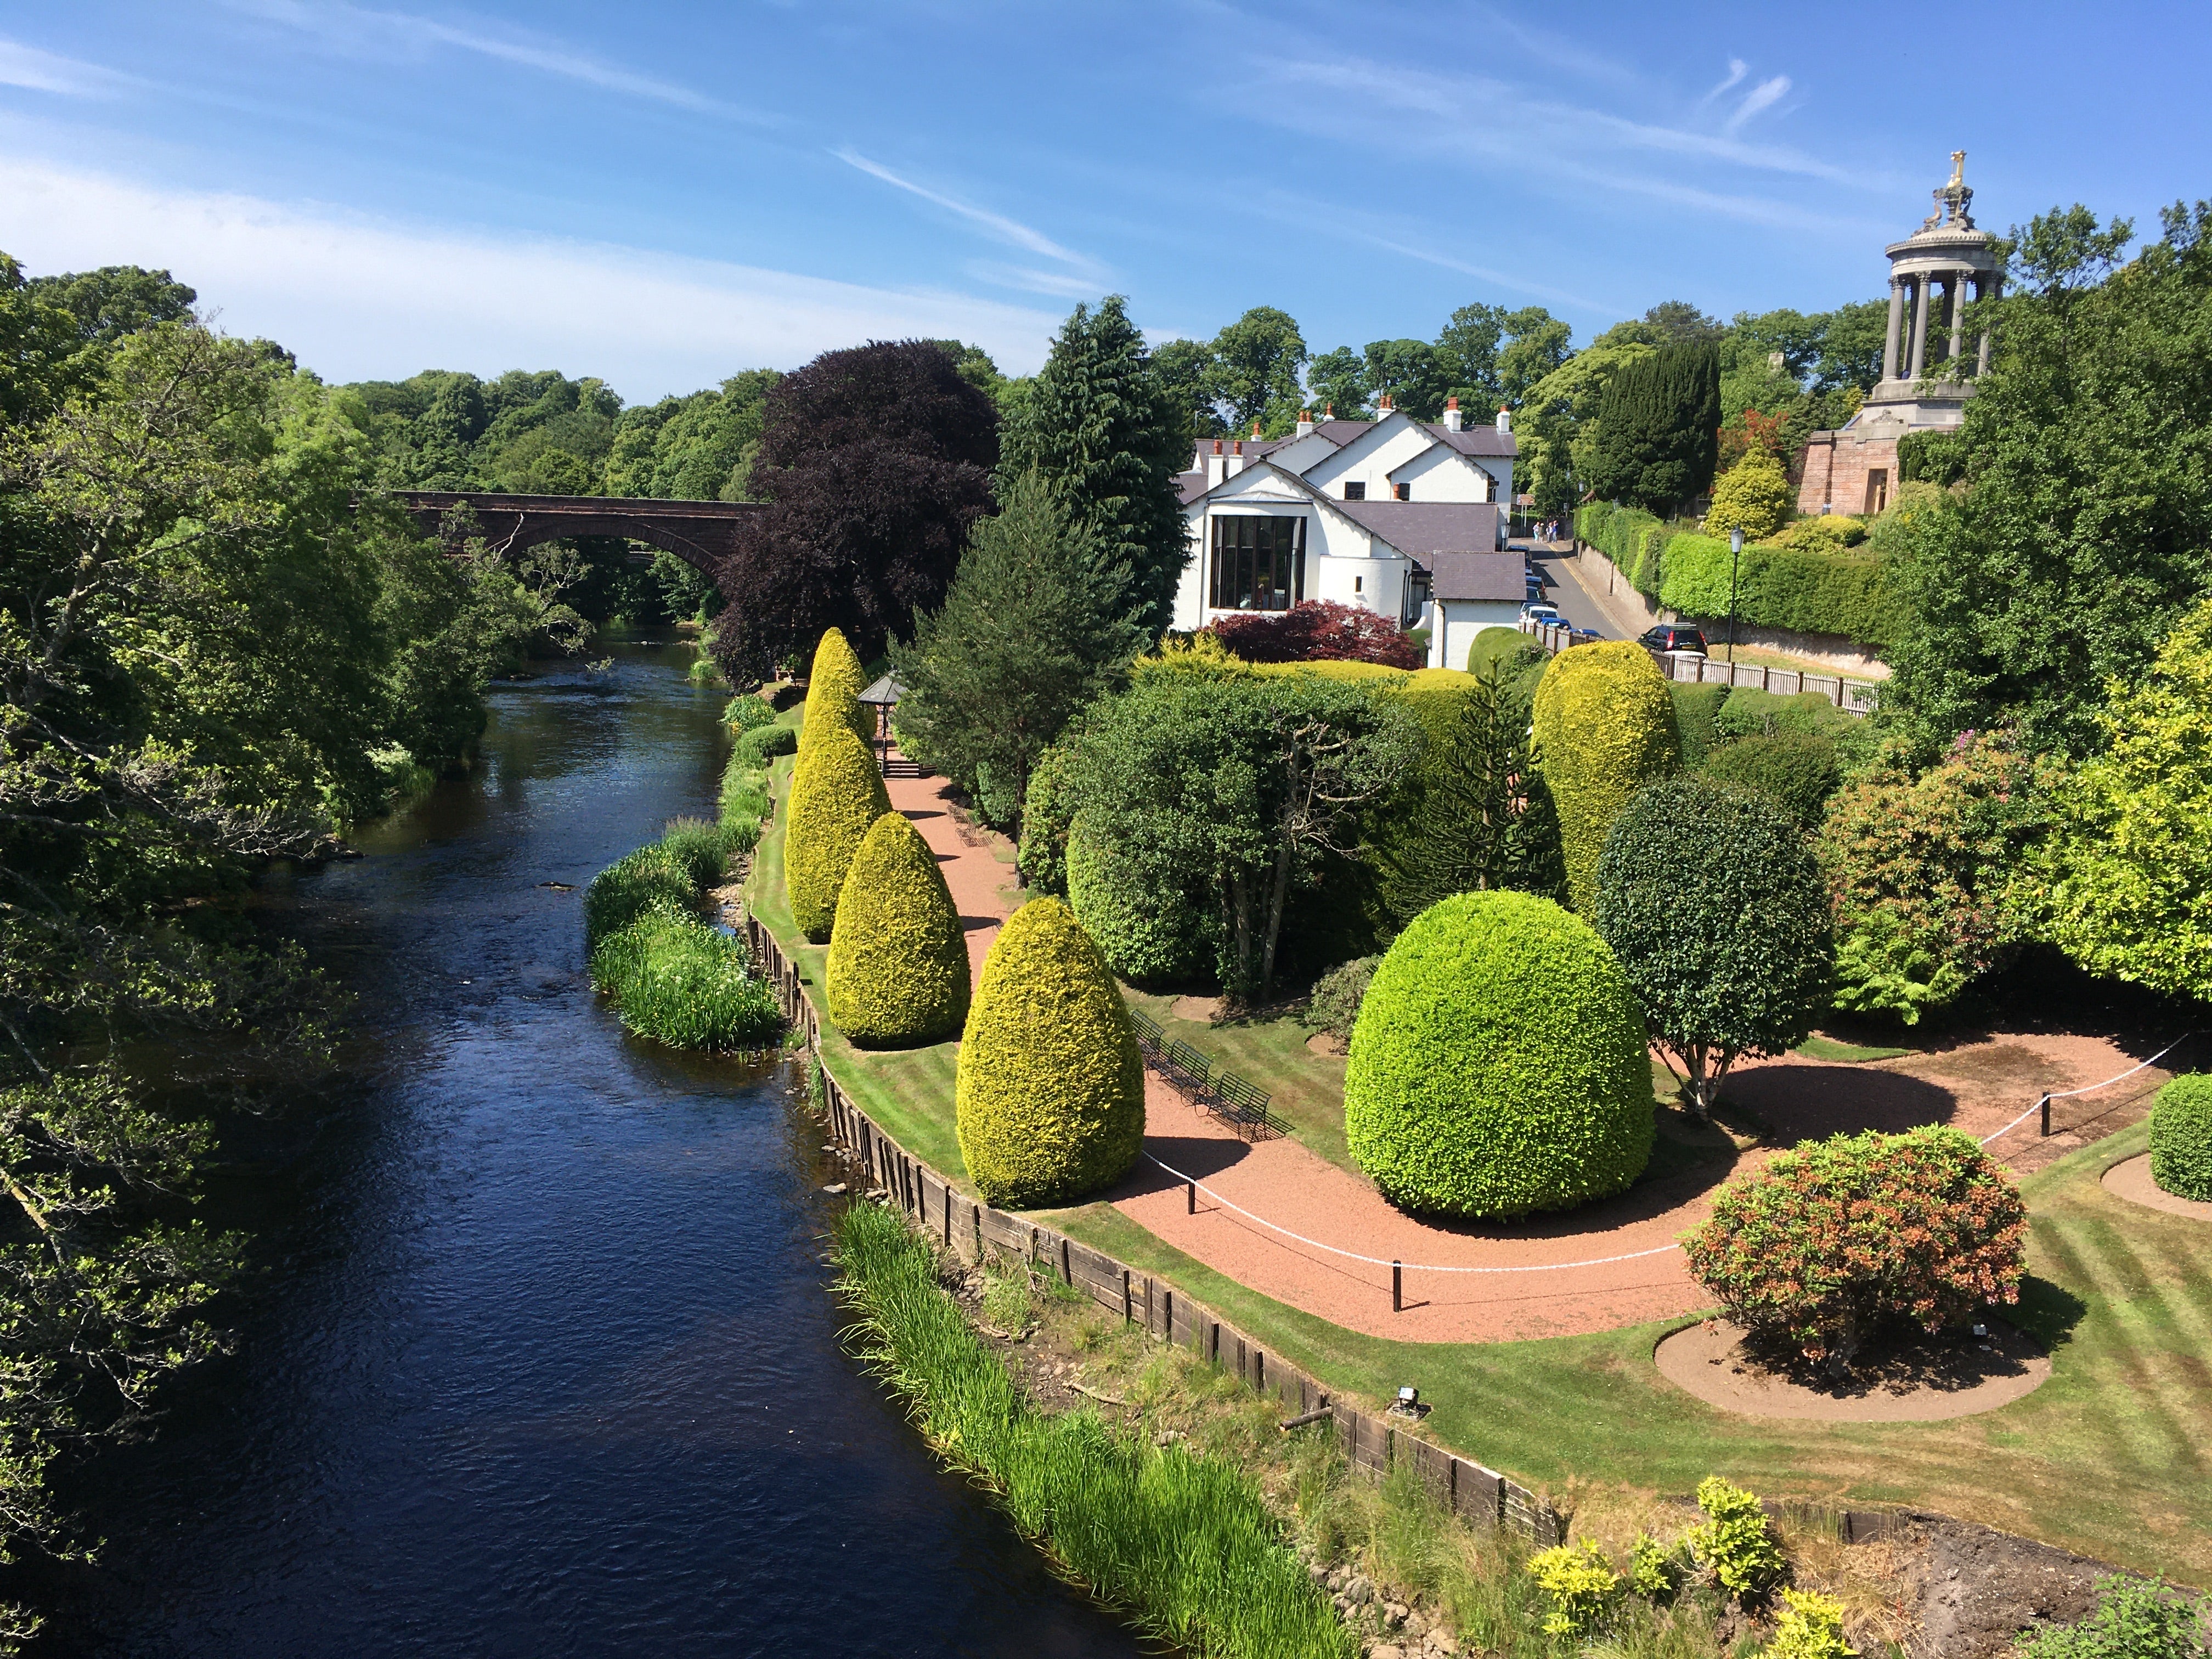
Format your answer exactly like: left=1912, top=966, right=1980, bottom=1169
left=1342, top=481, right=1365, bottom=500
left=1209, top=515, right=1306, bottom=612
left=1353, top=575, right=1363, bottom=594
left=1393, top=481, right=1410, bottom=500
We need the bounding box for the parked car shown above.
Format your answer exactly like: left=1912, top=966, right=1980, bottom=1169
left=1638, top=623, right=1708, bottom=654
left=1522, top=602, right=1564, bottom=626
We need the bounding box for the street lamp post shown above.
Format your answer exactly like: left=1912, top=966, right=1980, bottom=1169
left=1727, top=526, right=1744, bottom=667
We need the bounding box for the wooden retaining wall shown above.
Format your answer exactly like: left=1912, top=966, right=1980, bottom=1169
left=747, top=913, right=1567, bottom=1547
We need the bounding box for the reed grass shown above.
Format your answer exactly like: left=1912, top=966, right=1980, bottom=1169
left=583, top=845, right=698, bottom=946
left=831, top=1201, right=1353, bottom=1659
left=589, top=911, right=780, bottom=1049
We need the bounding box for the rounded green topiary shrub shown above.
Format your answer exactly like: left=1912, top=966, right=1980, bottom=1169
left=1344, top=889, right=1654, bottom=1218
left=737, top=723, right=798, bottom=768
left=826, top=811, right=971, bottom=1047
left=1066, top=815, right=1211, bottom=985
left=2149, top=1073, right=2212, bottom=1201
left=799, top=627, right=876, bottom=758
left=785, top=720, right=894, bottom=942
left=1532, top=641, right=1679, bottom=915
left=955, top=896, right=1146, bottom=1207
left=1699, top=732, right=1842, bottom=828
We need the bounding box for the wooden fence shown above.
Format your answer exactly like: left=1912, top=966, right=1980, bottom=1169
left=745, top=915, right=1568, bottom=1547
left=1519, top=618, right=1880, bottom=716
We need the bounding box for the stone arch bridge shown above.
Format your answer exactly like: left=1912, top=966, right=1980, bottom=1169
left=393, top=491, right=761, bottom=574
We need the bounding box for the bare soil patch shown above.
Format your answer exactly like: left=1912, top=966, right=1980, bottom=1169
left=1654, top=1318, right=2050, bottom=1422
left=1305, top=1030, right=1347, bottom=1059
left=2102, top=1152, right=2212, bottom=1221
left=1170, top=994, right=1223, bottom=1024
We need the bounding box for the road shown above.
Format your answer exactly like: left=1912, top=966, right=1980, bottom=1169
left=1510, top=537, right=1623, bottom=641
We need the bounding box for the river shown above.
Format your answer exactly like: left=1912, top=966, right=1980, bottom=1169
left=37, top=637, right=1146, bottom=1658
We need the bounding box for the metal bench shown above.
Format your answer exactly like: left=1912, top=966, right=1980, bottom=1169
left=1128, top=1008, right=1165, bottom=1057
left=1160, top=1039, right=1212, bottom=1098
left=1212, top=1071, right=1279, bottom=1139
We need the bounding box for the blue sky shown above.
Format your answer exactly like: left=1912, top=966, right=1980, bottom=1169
left=3, top=2, right=2207, bottom=400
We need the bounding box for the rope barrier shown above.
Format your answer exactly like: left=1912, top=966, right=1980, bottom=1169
left=1977, top=1031, right=2191, bottom=1147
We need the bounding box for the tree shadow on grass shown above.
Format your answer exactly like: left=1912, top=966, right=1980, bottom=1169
left=2007, top=1274, right=2091, bottom=1356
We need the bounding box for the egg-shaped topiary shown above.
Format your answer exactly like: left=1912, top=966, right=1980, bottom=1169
left=785, top=720, right=893, bottom=942
left=825, top=811, right=970, bottom=1046
left=1345, top=889, right=1654, bottom=1218
left=956, top=896, right=1146, bottom=1207
left=2149, top=1073, right=2212, bottom=1201
left=1532, top=640, right=1678, bottom=915
left=799, top=627, right=876, bottom=758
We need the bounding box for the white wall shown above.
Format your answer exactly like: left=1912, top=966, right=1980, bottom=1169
left=1303, top=415, right=1434, bottom=500
left=1431, top=600, right=1523, bottom=669
left=1389, top=443, right=1492, bottom=503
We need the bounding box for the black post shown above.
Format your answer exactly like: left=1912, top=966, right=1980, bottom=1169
left=1392, top=1261, right=1403, bottom=1313
left=1186, top=1180, right=1196, bottom=1215
left=2039, top=1093, right=2052, bottom=1137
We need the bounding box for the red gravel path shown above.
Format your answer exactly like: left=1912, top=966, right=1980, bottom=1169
left=881, top=754, right=2171, bottom=1343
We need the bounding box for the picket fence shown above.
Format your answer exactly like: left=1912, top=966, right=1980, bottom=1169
left=744, top=914, right=1568, bottom=1547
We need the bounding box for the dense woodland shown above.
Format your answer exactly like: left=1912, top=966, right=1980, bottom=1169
left=1, top=188, right=2209, bottom=1639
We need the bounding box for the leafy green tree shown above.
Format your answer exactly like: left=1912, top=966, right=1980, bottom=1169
left=605, top=369, right=778, bottom=500
left=1641, top=299, right=1724, bottom=343
left=2039, top=596, right=2212, bottom=1000
left=1498, top=307, right=1574, bottom=406
left=1532, top=640, right=1680, bottom=915
left=998, top=296, right=1187, bottom=634
left=1361, top=338, right=1450, bottom=420
left=1435, top=302, right=1506, bottom=412
left=1595, top=778, right=1832, bottom=1116
left=1150, top=335, right=1224, bottom=440
left=1706, top=448, right=1793, bottom=540
left=893, top=471, right=1148, bottom=827
left=1305, top=346, right=1368, bottom=419
left=1205, top=306, right=1307, bottom=435
left=1887, top=200, right=2212, bottom=757
left=1579, top=341, right=1722, bottom=513
left=1514, top=323, right=1650, bottom=518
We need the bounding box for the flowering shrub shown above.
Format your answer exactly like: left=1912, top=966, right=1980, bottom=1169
left=1683, top=1125, right=2028, bottom=1364
left=1528, top=1539, right=1620, bottom=1636
left=1688, top=1476, right=1786, bottom=1599
left=1209, top=600, right=1422, bottom=669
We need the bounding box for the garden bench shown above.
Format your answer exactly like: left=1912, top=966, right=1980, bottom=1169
left=1128, top=1008, right=1165, bottom=1057
left=1212, top=1072, right=1279, bottom=1140
left=1160, top=1039, right=1212, bottom=1098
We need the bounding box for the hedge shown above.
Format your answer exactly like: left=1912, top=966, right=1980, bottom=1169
left=1575, top=501, right=1672, bottom=602
left=1699, top=732, right=1842, bottom=828
left=1682, top=1124, right=2028, bottom=1364
left=2148, top=1074, right=2212, bottom=1202
left=784, top=720, right=894, bottom=942
left=1657, top=533, right=1906, bottom=647
left=1066, top=816, right=1211, bottom=985
left=1532, top=641, right=1679, bottom=915
left=1669, top=683, right=1729, bottom=767
left=736, top=722, right=798, bottom=768
left=955, top=896, right=1146, bottom=1207
left=825, top=812, right=970, bottom=1047
left=798, top=626, right=876, bottom=758
left=1343, top=890, right=1653, bottom=1218
left=1468, top=625, right=1544, bottom=679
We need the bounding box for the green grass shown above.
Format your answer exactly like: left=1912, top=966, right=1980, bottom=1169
left=1794, top=1035, right=1913, bottom=1063
left=583, top=843, right=700, bottom=947
left=833, top=1200, right=1353, bottom=1658
left=589, top=911, right=780, bottom=1049
left=1049, top=1121, right=2212, bottom=1585
left=1123, top=990, right=1358, bottom=1172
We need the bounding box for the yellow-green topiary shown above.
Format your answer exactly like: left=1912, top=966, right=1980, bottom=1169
left=785, top=720, right=893, bottom=941
left=1705, top=449, right=1794, bottom=543
left=1533, top=641, right=1678, bottom=914
left=826, top=812, right=970, bottom=1046
left=956, top=897, right=1145, bottom=1207
left=799, top=627, right=876, bottom=757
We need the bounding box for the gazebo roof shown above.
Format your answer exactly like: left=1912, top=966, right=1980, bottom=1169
left=858, top=672, right=905, bottom=706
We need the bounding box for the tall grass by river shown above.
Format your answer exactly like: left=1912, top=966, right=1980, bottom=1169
left=831, top=1200, right=1353, bottom=1659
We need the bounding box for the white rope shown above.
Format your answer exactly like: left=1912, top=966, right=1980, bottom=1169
left=1138, top=1150, right=1683, bottom=1276
left=1978, top=1030, right=2192, bottom=1146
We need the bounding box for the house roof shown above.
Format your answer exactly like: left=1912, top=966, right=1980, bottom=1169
left=1427, top=424, right=1517, bottom=458
left=1426, top=551, right=1525, bottom=602
left=1331, top=500, right=1503, bottom=557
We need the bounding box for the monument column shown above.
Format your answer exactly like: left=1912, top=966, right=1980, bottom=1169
left=1977, top=274, right=2000, bottom=375
left=1908, top=272, right=1931, bottom=379
left=1947, top=268, right=1968, bottom=365
left=1882, top=279, right=1905, bottom=382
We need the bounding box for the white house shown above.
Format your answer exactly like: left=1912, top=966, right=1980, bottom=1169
left=1170, top=397, right=1523, bottom=669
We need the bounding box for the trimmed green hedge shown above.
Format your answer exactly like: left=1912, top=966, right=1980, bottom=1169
left=590, top=911, right=781, bottom=1050
left=1344, top=890, right=1654, bottom=1218
left=1532, top=641, right=1679, bottom=915
left=2149, top=1074, right=2212, bottom=1201
left=825, top=811, right=971, bottom=1047
left=956, top=896, right=1145, bottom=1207
left=1700, top=732, right=1842, bottom=828
left=1575, top=501, right=1671, bottom=602
left=785, top=721, right=894, bottom=942
left=736, top=722, right=798, bottom=768
left=1657, top=533, right=1905, bottom=647
left=799, top=627, right=876, bottom=758
left=1669, top=683, right=1729, bottom=768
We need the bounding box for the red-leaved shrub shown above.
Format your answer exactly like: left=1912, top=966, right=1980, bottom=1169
left=1681, top=1123, right=2027, bottom=1363
left=1210, top=600, right=1422, bottom=669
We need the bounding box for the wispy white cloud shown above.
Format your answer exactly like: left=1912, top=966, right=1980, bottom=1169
left=834, top=148, right=1090, bottom=267
left=962, top=260, right=1107, bottom=301
left=1703, top=58, right=1748, bottom=103
left=226, top=0, right=764, bottom=120
left=1725, top=75, right=1792, bottom=134
left=0, top=154, right=1062, bottom=392
left=0, top=36, right=125, bottom=96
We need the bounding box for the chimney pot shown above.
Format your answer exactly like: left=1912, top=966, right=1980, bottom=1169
left=1378, top=391, right=1395, bottom=413
left=1496, top=405, right=1513, bottom=435
left=1251, top=420, right=1263, bottom=439
left=1443, top=395, right=1464, bottom=433
left=1324, top=402, right=1334, bottom=419
left=1295, top=408, right=1314, bottom=438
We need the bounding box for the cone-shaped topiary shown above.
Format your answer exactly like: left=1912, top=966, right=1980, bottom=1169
left=799, top=627, right=876, bottom=757
left=956, top=896, right=1145, bottom=1207
left=825, top=811, right=971, bottom=1046
left=785, top=720, right=894, bottom=941
left=1345, top=889, right=1653, bottom=1218
left=1532, top=641, right=1678, bottom=914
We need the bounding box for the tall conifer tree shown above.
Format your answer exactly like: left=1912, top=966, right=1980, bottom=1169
left=1581, top=341, right=1721, bottom=514
left=998, top=296, right=1188, bottom=633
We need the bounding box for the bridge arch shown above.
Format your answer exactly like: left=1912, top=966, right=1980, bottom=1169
left=392, top=490, right=763, bottom=576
